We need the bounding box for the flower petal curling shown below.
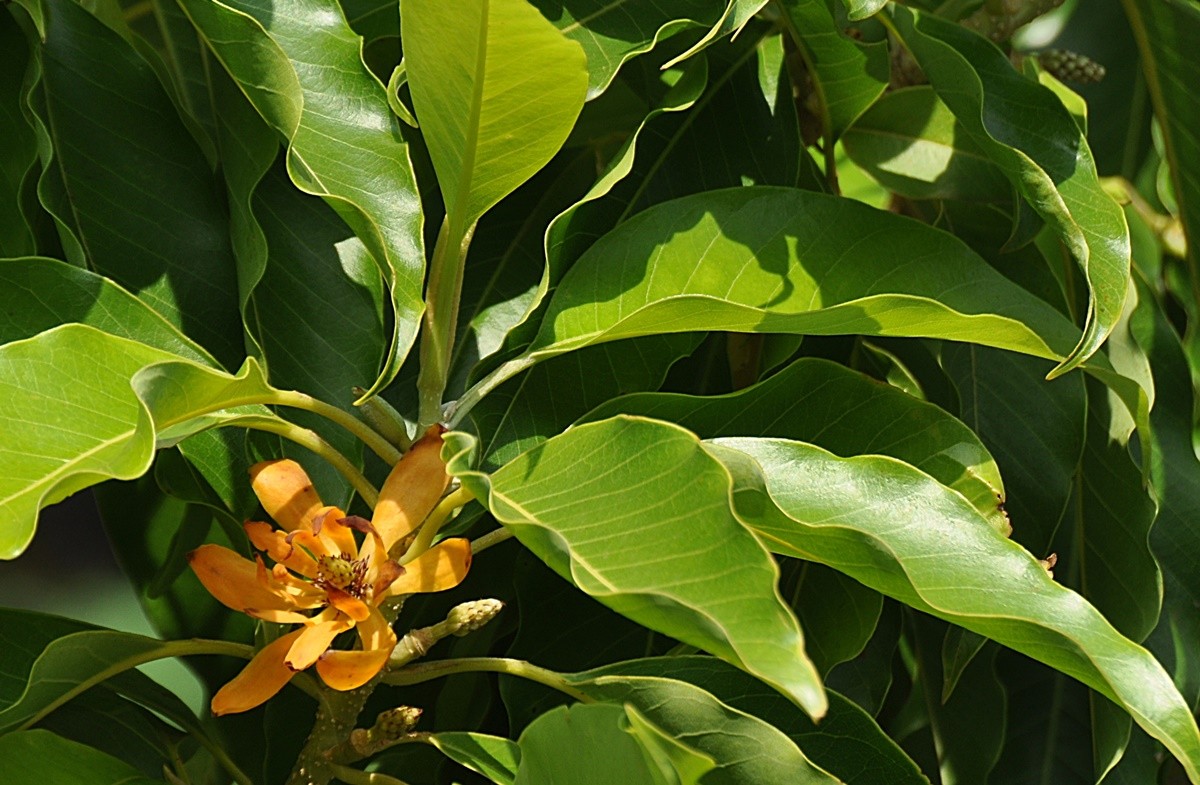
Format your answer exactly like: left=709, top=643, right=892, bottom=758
left=326, top=587, right=371, bottom=622
left=211, top=629, right=305, bottom=715
left=244, top=521, right=320, bottom=578
left=286, top=616, right=353, bottom=671
left=313, top=506, right=357, bottom=557
left=250, top=459, right=324, bottom=532
left=315, top=609, right=397, bottom=691
left=372, top=426, right=450, bottom=551
left=383, top=538, right=472, bottom=597
left=188, top=545, right=298, bottom=614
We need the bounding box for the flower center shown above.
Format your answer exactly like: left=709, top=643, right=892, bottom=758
left=315, top=554, right=369, bottom=598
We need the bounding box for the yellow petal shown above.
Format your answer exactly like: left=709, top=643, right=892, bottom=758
left=286, top=616, right=353, bottom=671
left=315, top=609, right=397, bottom=691
left=384, top=538, right=472, bottom=597
left=187, top=545, right=298, bottom=614
left=372, top=426, right=450, bottom=551
left=244, top=521, right=320, bottom=578
left=313, top=506, right=357, bottom=557
left=246, top=608, right=313, bottom=624
left=326, top=587, right=371, bottom=622
left=211, top=629, right=305, bottom=715
left=249, top=459, right=324, bottom=532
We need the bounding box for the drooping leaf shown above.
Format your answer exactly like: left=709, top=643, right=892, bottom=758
left=459, top=187, right=1083, bottom=419
left=583, top=357, right=1008, bottom=532
left=705, top=436, right=1200, bottom=780
left=576, top=656, right=927, bottom=785
left=892, top=8, right=1130, bottom=377
left=783, top=561, right=882, bottom=676
left=443, top=418, right=828, bottom=719
left=18, top=0, right=244, bottom=369
left=176, top=0, right=425, bottom=396
left=513, top=703, right=713, bottom=785
left=779, top=0, right=889, bottom=140
left=430, top=732, right=521, bottom=785
left=564, top=663, right=842, bottom=784
left=842, top=87, right=1012, bottom=202
left=0, top=730, right=167, bottom=785
left=402, top=0, right=588, bottom=233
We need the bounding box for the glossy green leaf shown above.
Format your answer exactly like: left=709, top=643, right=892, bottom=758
left=1121, top=0, right=1200, bottom=272
left=0, top=730, right=166, bottom=785
left=843, top=87, right=1012, bottom=202
left=444, top=417, right=828, bottom=719
left=840, top=0, right=886, bottom=22
left=460, top=186, right=1082, bottom=419
left=935, top=344, right=1085, bottom=556
left=532, top=0, right=721, bottom=98
left=430, top=732, right=521, bottom=785
left=177, top=0, right=424, bottom=396
left=19, top=0, right=244, bottom=369
left=892, top=8, right=1130, bottom=377
left=578, top=656, right=926, bottom=785
left=583, top=356, right=1008, bottom=533
left=514, top=703, right=711, bottom=785
left=780, top=0, right=889, bottom=140
left=0, top=258, right=214, bottom=364
left=0, top=15, right=36, bottom=257
left=707, top=436, right=1200, bottom=780
left=0, top=326, right=176, bottom=558
left=403, top=0, right=588, bottom=232
left=564, top=662, right=842, bottom=784
left=469, top=334, right=700, bottom=471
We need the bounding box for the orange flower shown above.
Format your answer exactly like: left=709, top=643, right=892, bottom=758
left=188, top=428, right=471, bottom=715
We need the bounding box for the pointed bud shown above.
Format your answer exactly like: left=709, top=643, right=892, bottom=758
left=1038, top=49, right=1105, bottom=84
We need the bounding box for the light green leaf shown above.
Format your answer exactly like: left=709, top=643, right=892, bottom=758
left=459, top=186, right=1082, bottom=419
left=839, top=0, right=887, bottom=22
left=582, top=357, right=1008, bottom=533
left=403, top=0, right=588, bottom=232
left=842, top=87, right=1012, bottom=202
left=177, top=0, right=425, bottom=396
left=0, top=730, right=166, bottom=785
left=430, top=732, right=521, bottom=785
left=626, top=704, right=719, bottom=785
left=780, top=0, right=889, bottom=140
left=892, top=8, right=1130, bottom=377
left=662, top=0, right=769, bottom=69
left=0, top=326, right=176, bottom=558
left=707, top=436, right=1200, bottom=781
left=443, top=417, right=828, bottom=719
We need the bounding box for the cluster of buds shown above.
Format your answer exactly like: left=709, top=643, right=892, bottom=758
left=1038, top=49, right=1106, bottom=84
left=347, top=706, right=424, bottom=757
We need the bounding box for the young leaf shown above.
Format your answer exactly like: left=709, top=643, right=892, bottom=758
left=891, top=8, right=1130, bottom=377
left=706, top=437, right=1200, bottom=780
left=443, top=418, right=828, bottom=719
left=402, top=0, right=588, bottom=233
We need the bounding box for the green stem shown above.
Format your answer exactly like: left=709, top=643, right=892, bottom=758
left=417, top=215, right=478, bottom=429
left=471, top=526, right=513, bottom=555
left=272, top=390, right=403, bottom=465
left=383, top=657, right=591, bottom=703
left=400, top=487, right=475, bottom=564
left=219, top=415, right=380, bottom=507
left=775, top=0, right=839, bottom=195
left=445, top=355, right=537, bottom=428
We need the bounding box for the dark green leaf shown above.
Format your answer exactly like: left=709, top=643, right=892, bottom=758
left=0, top=730, right=166, bottom=785
left=0, top=14, right=37, bottom=257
